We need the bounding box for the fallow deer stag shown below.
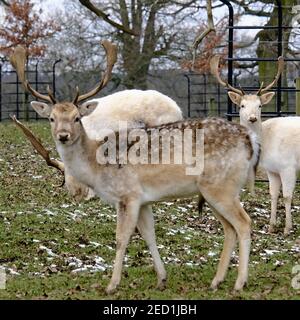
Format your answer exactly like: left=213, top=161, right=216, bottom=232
left=210, top=55, right=298, bottom=235
left=11, top=42, right=260, bottom=293
left=10, top=44, right=183, bottom=201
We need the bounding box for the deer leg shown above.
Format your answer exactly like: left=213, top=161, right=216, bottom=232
left=198, top=194, right=206, bottom=214
left=280, top=168, right=296, bottom=235
left=209, top=210, right=237, bottom=290
left=233, top=201, right=252, bottom=291
left=200, top=187, right=251, bottom=291
left=267, top=171, right=281, bottom=233
left=106, top=199, right=140, bottom=294
left=137, top=204, right=167, bottom=289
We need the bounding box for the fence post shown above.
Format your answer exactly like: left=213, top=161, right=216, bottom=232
left=24, top=61, right=30, bottom=121
left=35, top=62, right=39, bottom=120
left=52, top=59, right=61, bottom=98
left=296, top=78, right=300, bottom=116
left=16, top=73, right=19, bottom=119
left=0, top=64, right=2, bottom=122
left=209, top=98, right=216, bottom=116
left=184, top=74, right=191, bottom=118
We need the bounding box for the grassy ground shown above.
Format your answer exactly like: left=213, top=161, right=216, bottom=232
left=0, top=121, right=299, bottom=300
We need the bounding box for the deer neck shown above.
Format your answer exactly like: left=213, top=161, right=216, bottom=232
left=56, top=125, right=98, bottom=188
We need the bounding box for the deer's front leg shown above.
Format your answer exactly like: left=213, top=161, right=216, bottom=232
left=137, top=204, right=167, bottom=289
left=106, top=199, right=140, bottom=294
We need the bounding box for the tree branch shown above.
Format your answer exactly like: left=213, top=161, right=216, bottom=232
left=78, top=0, right=137, bottom=35
left=229, top=0, right=272, bottom=17
left=0, top=0, right=10, bottom=6
left=119, top=0, right=130, bottom=29
left=235, top=62, right=258, bottom=69
left=191, top=0, right=215, bottom=70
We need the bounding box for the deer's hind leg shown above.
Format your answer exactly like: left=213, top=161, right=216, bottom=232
left=209, top=210, right=237, bottom=290
left=267, top=171, right=281, bottom=234
left=280, top=167, right=296, bottom=235
left=199, top=185, right=251, bottom=291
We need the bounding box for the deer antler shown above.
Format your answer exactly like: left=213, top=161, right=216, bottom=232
left=73, top=40, right=117, bottom=104
left=210, top=55, right=244, bottom=96
left=256, top=56, right=284, bottom=95
left=10, top=46, right=56, bottom=104
left=10, top=115, right=65, bottom=179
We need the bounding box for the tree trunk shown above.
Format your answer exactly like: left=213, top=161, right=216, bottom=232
left=256, top=0, right=297, bottom=112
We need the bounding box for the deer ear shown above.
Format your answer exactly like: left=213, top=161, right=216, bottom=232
left=31, top=101, right=52, bottom=118
left=260, top=92, right=275, bottom=105
left=78, top=100, right=98, bottom=116
left=228, top=92, right=242, bottom=106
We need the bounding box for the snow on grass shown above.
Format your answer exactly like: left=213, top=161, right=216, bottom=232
left=38, top=245, right=58, bottom=257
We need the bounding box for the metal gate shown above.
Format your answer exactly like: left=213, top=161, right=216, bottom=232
left=185, top=0, right=300, bottom=119
left=0, top=59, right=61, bottom=121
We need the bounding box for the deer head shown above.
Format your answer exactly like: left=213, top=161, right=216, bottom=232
left=210, top=55, right=284, bottom=129
left=10, top=41, right=117, bottom=146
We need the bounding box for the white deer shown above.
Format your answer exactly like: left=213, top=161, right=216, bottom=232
left=11, top=42, right=259, bottom=293
left=210, top=55, right=297, bottom=235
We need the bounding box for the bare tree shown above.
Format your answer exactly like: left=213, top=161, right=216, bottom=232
left=78, top=0, right=203, bottom=89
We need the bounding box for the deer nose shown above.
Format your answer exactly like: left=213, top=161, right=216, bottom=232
left=58, top=133, right=70, bottom=142
left=249, top=116, right=257, bottom=123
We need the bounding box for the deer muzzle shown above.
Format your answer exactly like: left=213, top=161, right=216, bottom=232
left=248, top=115, right=257, bottom=123
left=57, top=132, right=71, bottom=143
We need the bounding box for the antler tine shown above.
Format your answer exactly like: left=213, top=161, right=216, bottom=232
left=210, top=55, right=244, bottom=96
left=9, top=45, right=27, bottom=85
left=239, top=85, right=246, bottom=95
left=10, top=46, right=54, bottom=104
left=74, top=40, right=118, bottom=104
left=256, top=81, right=264, bottom=95
left=210, top=55, right=226, bottom=87
left=72, top=86, right=80, bottom=104
left=47, top=86, right=57, bottom=104
left=258, top=56, right=284, bottom=95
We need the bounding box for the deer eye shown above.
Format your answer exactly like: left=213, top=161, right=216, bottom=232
left=50, top=117, right=55, bottom=122
left=240, top=105, right=245, bottom=108
left=75, top=117, right=80, bottom=123
left=259, top=105, right=262, bottom=108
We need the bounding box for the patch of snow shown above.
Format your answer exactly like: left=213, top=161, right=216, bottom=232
left=39, top=245, right=58, bottom=257
left=178, top=206, right=188, bottom=212
left=208, top=251, right=217, bottom=257
left=43, top=209, right=57, bottom=216
left=32, top=175, right=43, bottom=179
left=264, top=249, right=280, bottom=255
left=90, top=241, right=101, bottom=247
left=163, top=202, right=174, bottom=206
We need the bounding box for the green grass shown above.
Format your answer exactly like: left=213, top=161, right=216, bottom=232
left=0, top=121, right=300, bottom=299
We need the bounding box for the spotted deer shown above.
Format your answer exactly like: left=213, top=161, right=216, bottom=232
left=10, top=45, right=183, bottom=202
left=11, top=42, right=260, bottom=293
left=210, top=55, right=297, bottom=235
